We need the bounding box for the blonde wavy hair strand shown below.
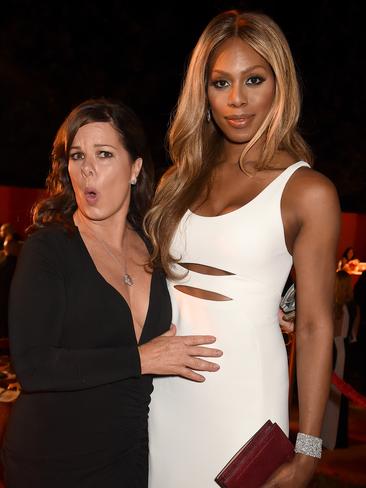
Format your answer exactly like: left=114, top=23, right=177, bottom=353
left=145, top=11, right=313, bottom=278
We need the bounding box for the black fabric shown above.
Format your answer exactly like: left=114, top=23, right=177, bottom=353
left=2, top=225, right=171, bottom=487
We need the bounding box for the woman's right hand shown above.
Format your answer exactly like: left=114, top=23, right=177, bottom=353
left=138, top=324, right=223, bottom=382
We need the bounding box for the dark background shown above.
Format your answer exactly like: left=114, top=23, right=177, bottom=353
left=0, top=0, right=364, bottom=212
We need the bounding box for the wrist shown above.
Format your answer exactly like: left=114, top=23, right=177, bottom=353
left=294, top=432, right=322, bottom=459
left=138, top=345, right=147, bottom=375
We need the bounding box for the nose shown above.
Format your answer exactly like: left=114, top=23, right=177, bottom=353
left=228, top=82, right=248, bottom=107
left=80, top=157, right=96, bottom=178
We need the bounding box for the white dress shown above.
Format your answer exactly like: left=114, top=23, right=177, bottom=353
left=149, top=161, right=310, bottom=487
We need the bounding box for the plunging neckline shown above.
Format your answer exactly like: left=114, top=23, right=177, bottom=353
left=188, top=161, right=307, bottom=219
left=75, top=225, right=154, bottom=345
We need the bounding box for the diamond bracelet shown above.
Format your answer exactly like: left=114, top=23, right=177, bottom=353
left=294, top=432, right=322, bottom=459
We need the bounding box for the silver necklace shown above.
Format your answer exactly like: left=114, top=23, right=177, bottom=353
left=89, top=229, right=134, bottom=286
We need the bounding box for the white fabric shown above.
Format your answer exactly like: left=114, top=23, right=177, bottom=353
left=148, top=161, right=310, bottom=487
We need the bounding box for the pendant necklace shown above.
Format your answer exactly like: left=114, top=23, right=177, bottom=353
left=90, top=229, right=134, bottom=286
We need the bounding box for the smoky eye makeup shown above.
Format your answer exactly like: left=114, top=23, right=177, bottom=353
left=209, top=79, right=231, bottom=89
left=246, top=75, right=266, bottom=85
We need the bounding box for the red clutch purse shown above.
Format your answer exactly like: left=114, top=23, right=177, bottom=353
left=215, top=420, right=294, bottom=488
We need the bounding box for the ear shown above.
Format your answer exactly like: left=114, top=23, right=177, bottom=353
left=132, top=157, right=143, bottom=179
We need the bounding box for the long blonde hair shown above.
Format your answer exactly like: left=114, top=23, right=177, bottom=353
left=145, top=10, right=313, bottom=277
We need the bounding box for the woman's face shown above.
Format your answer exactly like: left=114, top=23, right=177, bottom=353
left=68, top=122, right=142, bottom=222
left=207, top=37, right=275, bottom=150
left=346, top=248, right=354, bottom=260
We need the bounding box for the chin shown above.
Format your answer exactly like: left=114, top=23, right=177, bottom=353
left=217, top=125, right=253, bottom=145
left=224, top=133, right=253, bottom=145
left=79, top=208, right=105, bottom=222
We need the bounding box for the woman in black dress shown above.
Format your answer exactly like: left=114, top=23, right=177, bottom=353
left=2, top=98, right=222, bottom=487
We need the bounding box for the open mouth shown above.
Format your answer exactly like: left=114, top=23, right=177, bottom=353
left=84, top=188, right=98, bottom=203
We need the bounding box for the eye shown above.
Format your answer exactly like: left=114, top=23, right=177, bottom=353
left=210, top=79, right=230, bottom=89
left=69, top=152, right=84, bottom=160
left=246, top=75, right=265, bottom=86
left=98, top=150, right=113, bottom=158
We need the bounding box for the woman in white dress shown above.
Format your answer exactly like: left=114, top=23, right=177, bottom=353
left=145, top=10, right=340, bottom=487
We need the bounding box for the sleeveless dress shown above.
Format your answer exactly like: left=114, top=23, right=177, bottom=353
left=148, top=161, right=310, bottom=487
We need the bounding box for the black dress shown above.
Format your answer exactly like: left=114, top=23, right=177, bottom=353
left=2, top=225, right=171, bottom=488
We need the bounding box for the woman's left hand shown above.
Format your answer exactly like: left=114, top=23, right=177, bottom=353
left=261, top=454, right=318, bottom=487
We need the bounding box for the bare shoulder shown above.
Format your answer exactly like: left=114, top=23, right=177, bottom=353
left=284, top=166, right=340, bottom=215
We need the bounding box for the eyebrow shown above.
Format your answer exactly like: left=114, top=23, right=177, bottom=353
left=211, top=64, right=267, bottom=76
left=70, top=144, right=118, bottom=150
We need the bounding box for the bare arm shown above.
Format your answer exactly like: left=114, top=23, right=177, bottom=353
left=264, top=169, right=341, bottom=487
left=291, top=174, right=340, bottom=479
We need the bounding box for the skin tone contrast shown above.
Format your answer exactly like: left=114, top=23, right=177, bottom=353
left=68, top=121, right=223, bottom=377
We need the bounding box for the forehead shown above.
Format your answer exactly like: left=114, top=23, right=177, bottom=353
left=209, top=37, right=270, bottom=73
left=73, top=122, right=122, bottom=144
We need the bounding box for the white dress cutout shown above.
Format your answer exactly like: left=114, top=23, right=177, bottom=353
left=149, top=161, right=310, bottom=487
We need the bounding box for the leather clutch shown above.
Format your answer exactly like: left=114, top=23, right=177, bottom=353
left=215, top=420, right=294, bottom=488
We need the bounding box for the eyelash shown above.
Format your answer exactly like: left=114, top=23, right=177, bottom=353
left=98, top=151, right=113, bottom=158
left=69, top=152, right=83, bottom=161
left=69, top=150, right=113, bottom=160
left=210, top=75, right=265, bottom=89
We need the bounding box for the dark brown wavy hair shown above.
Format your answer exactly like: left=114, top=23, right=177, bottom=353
left=30, top=98, right=154, bottom=233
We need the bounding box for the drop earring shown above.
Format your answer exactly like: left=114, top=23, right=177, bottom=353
left=206, top=108, right=211, bottom=123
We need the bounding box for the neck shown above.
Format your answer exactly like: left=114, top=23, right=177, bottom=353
left=222, top=140, right=263, bottom=167
left=73, top=210, right=129, bottom=250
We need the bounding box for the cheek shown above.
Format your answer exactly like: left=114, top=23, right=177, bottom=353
left=257, top=82, right=276, bottom=110
left=102, top=165, right=132, bottom=194
left=208, top=90, right=224, bottom=113
left=68, top=165, right=80, bottom=190
left=103, top=173, right=131, bottom=211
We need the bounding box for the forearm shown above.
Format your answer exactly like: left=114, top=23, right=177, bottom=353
left=295, top=321, right=333, bottom=436
left=13, top=344, right=141, bottom=392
